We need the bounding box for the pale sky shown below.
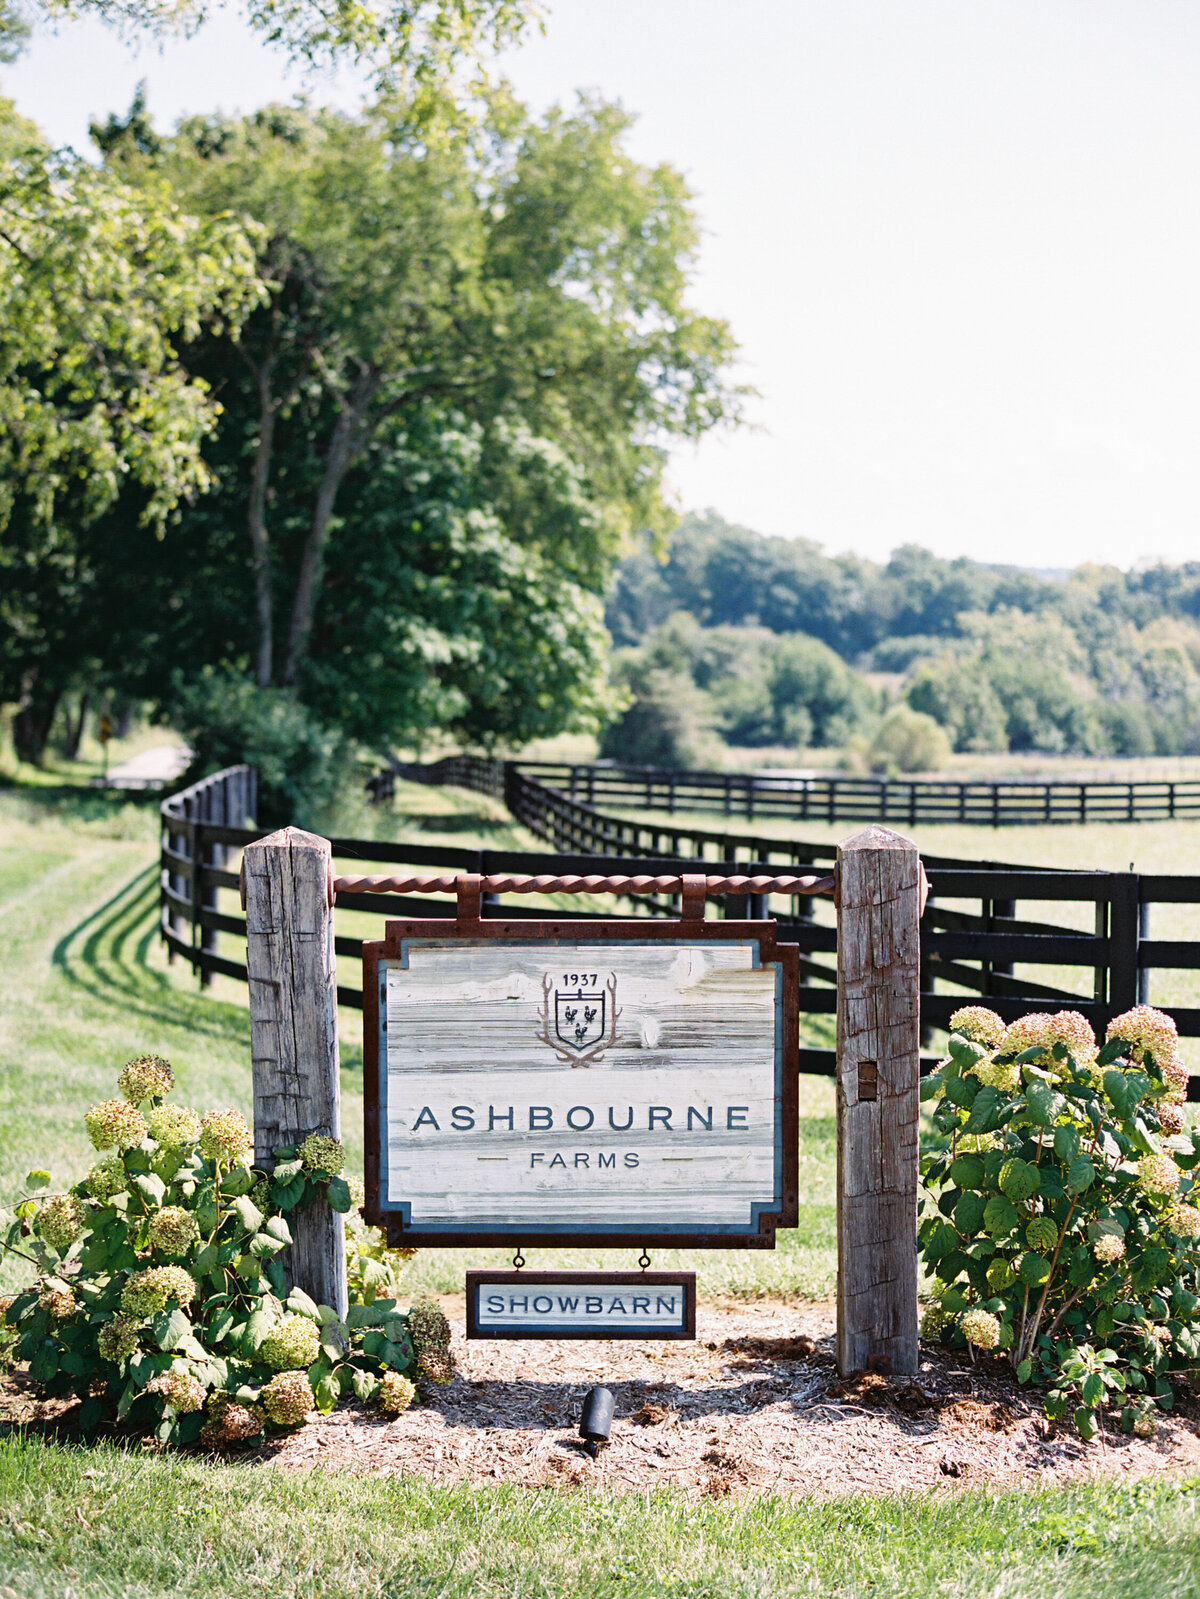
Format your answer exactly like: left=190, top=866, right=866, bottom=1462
left=8, top=1, right=1200, bottom=569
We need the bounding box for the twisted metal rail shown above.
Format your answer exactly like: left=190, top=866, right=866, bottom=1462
left=331, top=870, right=836, bottom=898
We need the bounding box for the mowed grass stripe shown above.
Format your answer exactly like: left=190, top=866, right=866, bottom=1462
left=1, top=1438, right=1199, bottom=1599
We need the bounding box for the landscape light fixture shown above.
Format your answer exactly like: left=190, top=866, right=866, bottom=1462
left=579, top=1385, right=615, bottom=1457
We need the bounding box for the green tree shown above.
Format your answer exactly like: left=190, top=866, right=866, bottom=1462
left=137, top=94, right=739, bottom=693
left=765, top=635, right=875, bottom=748
left=0, top=98, right=263, bottom=760
left=598, top=658, right=720, bottom=770
left=12, top=0, right=538, bottom=86
left=905, top=656, right=1008, bottom=753
left=865, top=705, right=951, bottom=775
left=74, top=90, right=740, bottom=760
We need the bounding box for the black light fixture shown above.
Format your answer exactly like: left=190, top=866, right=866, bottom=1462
left=579, top=1385, right=614, bottom=1457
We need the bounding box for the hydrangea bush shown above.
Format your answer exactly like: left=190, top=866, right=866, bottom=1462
left=0, top=1056, right=453, bottom=1446
left=920, top=1005, right=1200, bottom=1438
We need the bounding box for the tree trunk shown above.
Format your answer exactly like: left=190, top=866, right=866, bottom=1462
left=281, top=365, right=378, bottom=687
left=13, top=673, right=63, bottom=766
left=64, top=691, right=90, bottom=760
left=248, top=388, right=277, bottom=689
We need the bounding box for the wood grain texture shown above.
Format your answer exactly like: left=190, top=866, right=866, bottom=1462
left=835, top=824, right=921, bottom=1376
left=243, top=826, right=347, bottom=1316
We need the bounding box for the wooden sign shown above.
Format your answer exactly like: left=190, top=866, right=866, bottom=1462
left=466, top=1270, right=696, bottom=1340
left=362, top=912, right=799, bottom=1248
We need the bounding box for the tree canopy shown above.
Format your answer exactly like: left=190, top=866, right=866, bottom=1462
left=1, top=87, right=743, bottom=769
left=0, top=97, right=263, bottom=759
left=5, top=0, right=539, bottom=85
left=607, top=513, right=1200, bottom=764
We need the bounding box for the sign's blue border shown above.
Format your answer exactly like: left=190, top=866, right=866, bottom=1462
left=376, top=937, right=784, bottom=1239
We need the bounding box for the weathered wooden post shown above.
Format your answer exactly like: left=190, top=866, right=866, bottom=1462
left=835, top=824, right=923, bottom=1376
left=242, top=826, right=347, bottom=1316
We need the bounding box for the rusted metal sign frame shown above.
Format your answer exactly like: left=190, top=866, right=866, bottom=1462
left=465, top=1269, right=697, bottom=1341
left=362, top=896, right=800, bottom=1251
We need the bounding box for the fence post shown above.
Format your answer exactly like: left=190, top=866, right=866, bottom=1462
left=241, top=826, right=347, bottom=1316
left=1108, top=872, right=1141, bottom=1016
left=836, top=824, right=922, bottom=1377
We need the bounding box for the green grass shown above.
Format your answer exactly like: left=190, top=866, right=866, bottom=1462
left=1, top=1437, right=1199, bottom=1599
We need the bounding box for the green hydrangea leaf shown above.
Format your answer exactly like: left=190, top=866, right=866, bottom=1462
left=1026, top=1216, right=1058, bottom=1252
left=1074, top=1406, right=1098, bottom=1440
left=193, top=1244, right=219, bottom=1276
left=953, top=1192, right=986, bottom=1234
left=948, top=1155, right=985, bottom=1190
left=1067, top=1247, right=1095, bottom=1287
left=377, top=1336, right=413, bottom=1368
left=351, top=1368, right=379, bottom=1402
left=286, top=1287, right=322, bottom=1322
left=272, top=1158, right=304, bottom=1184
left=1105, top=1070, right=1150, bottom=1121
left=1127, top=1118, right=1158, bottom=1158
left=948, top=1036, right=988, bottom=1068
left=314, top=1373, right=339, bottom=1413
left=346, top=1303, right=386, bottom=1329
left=919, top=1074, right=945, bottom=1103
left=1038, top=1166, right=1065, bottom=1200
left=242, top=1306, right=275, bottom=1355
left=273, top=1175, right=306, bottom=1211
left=25, top=1170, right=51, bottom=1190
left=220, top=1167, right=254, bottom=1197
left=1054, top=1125, right=1081, bottom=1164
left=29, top=1340, right=59, bottom=1383
left=1066, top=1156, right=1096, bottom=1194
left=153, top=1307, right=192, bottom=1352
left=1026, top=1081, right=1066, bottom=1128
left=248, top=1231, right=286, bottom=1259
left=983, top=1196, right=1019, bottom=1237
left=999, top=1159, right=1039, bottom=1202
left=132, top=1172, right=166, bottom=1207
left=964, top=1086, right=1003, bottom=1134
left=1132, top=1247, right=1171, bottom=1291
left=233, top=1196, right=265, bottom=1235
left=922, top=1220, right=959, bottom=1262
left=326, top=1176, right=353, bottom=1214
left=1018, top=1253, right=1052, bottom=1287
left=944, top=1074, right=978, bottom=1110
left=1096, top=1038, right=1128, bottom=1068
left=1016, top=1358, right=1033, bottom=1384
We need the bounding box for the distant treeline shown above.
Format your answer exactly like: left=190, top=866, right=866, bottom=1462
left=602, top=512, right=1200, bottom=768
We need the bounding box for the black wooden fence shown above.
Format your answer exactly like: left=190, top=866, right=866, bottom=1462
left=387, top=756, right=1200, bottom=828
left=162, top=763, right=1200, bottom=1097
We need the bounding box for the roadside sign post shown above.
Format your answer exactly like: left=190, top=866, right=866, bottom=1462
left=240, top=841, right=924, bottom=1366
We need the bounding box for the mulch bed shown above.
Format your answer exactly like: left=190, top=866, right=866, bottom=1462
left=6, top=1298, right=1200, bottom=1498
left=269, top=1298, right=1200, bottom=1497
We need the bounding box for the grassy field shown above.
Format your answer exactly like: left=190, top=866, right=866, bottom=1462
left=2, top=1436, right=1200, bottom=1599
left=5, top=775, right=1200, bottom=1598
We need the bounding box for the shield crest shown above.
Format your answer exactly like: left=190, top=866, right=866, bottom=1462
left=555, top=988, right=605, bottom=1053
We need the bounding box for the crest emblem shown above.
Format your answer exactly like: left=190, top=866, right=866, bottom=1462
left=537, top=973, right=620, bottom=1065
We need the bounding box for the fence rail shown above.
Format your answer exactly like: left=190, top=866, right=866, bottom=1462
left=162, top=762, right=1200, bottom=1098
left=435, top=758, right=1200, bottom=828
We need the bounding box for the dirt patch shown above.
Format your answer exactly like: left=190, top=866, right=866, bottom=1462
left=262, top=1297, right=1200, bottom=1497
left=6, top=1299, right=1200, bottom=1498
